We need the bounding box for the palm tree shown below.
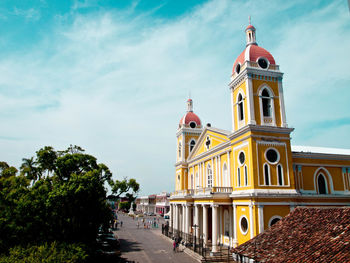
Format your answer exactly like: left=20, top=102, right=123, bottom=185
left=20, top=157, right=39, bottom=182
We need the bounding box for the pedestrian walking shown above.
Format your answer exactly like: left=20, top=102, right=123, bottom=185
left=175, top=238, right=179, bottom=252
left=120, top=221, right=123, bottom=227
left=173, top=240, right=176, bottom=253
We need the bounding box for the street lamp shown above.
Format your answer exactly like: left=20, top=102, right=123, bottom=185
left=192, top=224, right=199, bottom=251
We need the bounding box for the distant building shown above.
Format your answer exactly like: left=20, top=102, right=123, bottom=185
left=137, top=195, right=156, bottom=214
left=169, top=22, right=350, bottom=253
left=231, top=207, right=350, bottom=262
left=136, top=193, right=170, bottom=215
left=155, top=192, right=170, bottom=215
left=135, top=197, right=141, bottom=211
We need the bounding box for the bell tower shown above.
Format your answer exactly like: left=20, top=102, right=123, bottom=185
left=228, top=23, right=296, bottom=193
left=230, top=23, right=287, bottom=132
left=175, top=99, right=202, bottom=191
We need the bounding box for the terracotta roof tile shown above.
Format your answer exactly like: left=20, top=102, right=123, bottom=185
left=231, top=207, right=350, bottom=263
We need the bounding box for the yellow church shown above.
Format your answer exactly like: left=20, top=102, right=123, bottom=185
left=169, top=23, right=350, bottom=253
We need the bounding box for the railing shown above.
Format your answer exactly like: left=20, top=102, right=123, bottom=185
left=171, top=187, right=233, bottom=197
left=163, top=228, right=235, bottom=262
left=263, top=117, right=273, bottom=124
left=212, top=187, right=233, bottom=193
left=171, top=189, right=194, bottom=197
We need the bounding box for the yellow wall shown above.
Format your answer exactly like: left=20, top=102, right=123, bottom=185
left=236, top=205, right=251, bottom=244
left=263, top=205, right=290, bottom=230
left=298, top=165, right=345, bottom=193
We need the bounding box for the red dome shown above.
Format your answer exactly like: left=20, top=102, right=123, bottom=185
left=245, top=24, right=255, bottom=31
left=232, top=44, right=275, bottom=74
left=179, top=112, right=201, bottom=127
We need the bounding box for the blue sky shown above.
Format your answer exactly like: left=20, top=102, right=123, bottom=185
left=0, top=0, right=349, bottom=196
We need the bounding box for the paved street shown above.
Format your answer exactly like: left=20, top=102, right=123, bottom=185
left=115, top=213, right=197, bottom=263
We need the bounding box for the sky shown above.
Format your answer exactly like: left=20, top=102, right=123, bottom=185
left=0, top=0, right=349, bottom=196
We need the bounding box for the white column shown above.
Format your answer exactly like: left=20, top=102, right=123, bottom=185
left=219, top=155, right=221, bottom=187
left=211, top=158, right=214, bottom=188
left=227, top=151, right=231, bottom=187
left=203, top=205, right=208, bottom=245
left=233, top=204, right=238, bottom=247
left=215, top=157, right=218, bottom=187
left=181, top=133, right=185, bottom=162
left=246, top=76, right=256, bottom=125
left=249, top=204, right=254, bottom=239
left=212, top=204, right=219, bottom=253
left=177, top=204, right=182, bottom=232
left=202, top=162, right=205, bottom=187
left=219, top=206, right=223, bottom=243
left=258, top=205, right=264, bottom=234
left=169, top=204, right=173, bottom=229
left=182, top=205, right=186, bottom=234
left=278, top=78, right=287, bottom=127
left=199, top=205, right=203, bottom=239
left=194, top=204, right=200, bottom=239
left=231, top=88, right=235, bottom=132
left=186, top=204, right=191, bottom=235
left=229, top=205, right=233, bottom=247
left=175, top=204, right=178, bottom=232
left=199, top=163, right=202, bottom=187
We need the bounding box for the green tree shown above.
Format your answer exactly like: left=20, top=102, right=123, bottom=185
left=0, top=145, right=115, bottom=258
left=20, top=157, right=38, bottom=181
left=110, top=178, right=140, bottom=198
left=36, top=146, right=57, bottom=177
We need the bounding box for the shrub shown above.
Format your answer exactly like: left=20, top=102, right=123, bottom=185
left=0, top=242, right=88, bottom=263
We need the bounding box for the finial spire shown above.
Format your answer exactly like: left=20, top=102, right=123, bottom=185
left=187, top=97, right=193, bottom=112
left=245, top=18, right=257, bottom=46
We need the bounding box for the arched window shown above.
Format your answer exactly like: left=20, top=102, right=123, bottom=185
left=268, top=216, right=282, bottom=227
left=277, top=164, right=283, bottom=186
left=207, top=165, right=213, bottom=188
left=318, top=174, right=327, bottom=194
left=262, top=88, right=272, bottom=117
left=189, top=139, right=196, bottom=152
left=264, top=164, right=270, bottom=186
left=244, top=165, right=248, bottom=186
left=237, top=168, right=241, bottom=187
left=223, top=163, right=228, bottom=187
left=238, top=93, right=244, bottom=121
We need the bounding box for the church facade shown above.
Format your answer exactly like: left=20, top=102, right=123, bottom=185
left=169, top=23, right=350, bottom=252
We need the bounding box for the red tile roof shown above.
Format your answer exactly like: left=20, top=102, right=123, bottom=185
left=179, top=111, right=201, bottom=127
left=246, top=24, right=256, bottom=31
left=231, top=207, right=350, bottom=263
left=232, top=45, right=276, bottom=74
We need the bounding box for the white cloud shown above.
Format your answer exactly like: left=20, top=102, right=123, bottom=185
left=0, top=0, right=349, bottom=195
left=13, top=7, right=41, bottom=21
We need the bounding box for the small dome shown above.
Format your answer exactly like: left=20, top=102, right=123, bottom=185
left=179, top=112, right=201, bottom=127
left=232, top=24, right=276, bottom=74
left=179, top=98, right=202, bottom=129
left=245, top=24, right=255, bottom=31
